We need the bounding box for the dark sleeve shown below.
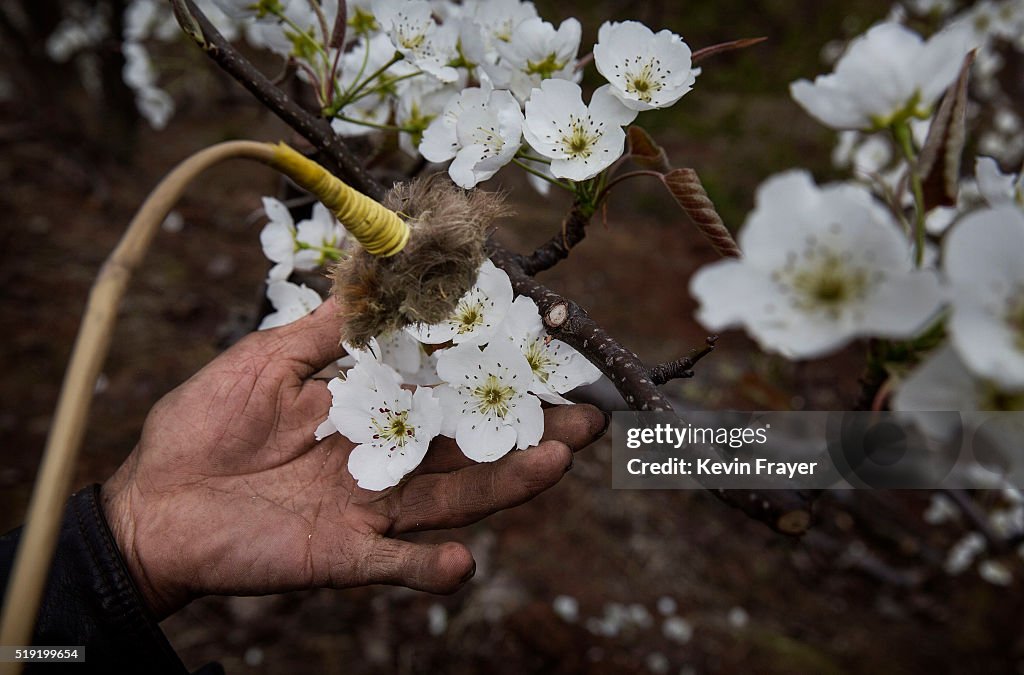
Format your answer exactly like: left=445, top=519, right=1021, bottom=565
left=0, top=485, right=205, bottom=674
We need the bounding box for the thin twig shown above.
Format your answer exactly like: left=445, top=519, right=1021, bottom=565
left=517, top=202, right=592, bottom=276
left=648, top=336, right=719, bottom=385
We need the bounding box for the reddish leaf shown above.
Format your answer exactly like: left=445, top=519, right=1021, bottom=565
left=918, top=49, right=975, bottom=210
left=627, top=126, right=671, bottom=173
left=662, top=169, right=741, bottom=258
left=330, top=0, right=348, bottom=48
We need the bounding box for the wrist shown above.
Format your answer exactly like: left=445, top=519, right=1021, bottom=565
left=100, top=463, right=183, bottom=620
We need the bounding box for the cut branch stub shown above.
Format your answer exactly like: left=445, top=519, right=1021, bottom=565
left=544, top=301, right=570, bottom=329
left=662, top=168, right=742, bottom=258
left=918, top=49, right=975, bottom=211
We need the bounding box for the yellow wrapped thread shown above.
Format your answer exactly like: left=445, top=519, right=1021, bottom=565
left=270, top=143, right=410, bottom=257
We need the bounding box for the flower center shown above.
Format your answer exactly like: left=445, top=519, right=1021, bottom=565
left=470, top=124, right=504, bottom=156
left=775, top=244, right=872, bottom=319
left=394, top=16, right=428, bottom=51
left=526, top=52, right=566, bottom=79
left=472, top=374, right=516, bottom=417
left=454, top=299, right=485, bottom=334
left=560, top=115, right=599, bottom=159
left=371, top=407, right=415, bottom=451
left=624, top=59, right=665, bottom=103
left=525, top=339, right=554, bottom=383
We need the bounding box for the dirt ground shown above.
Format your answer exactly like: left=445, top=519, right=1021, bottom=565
left=3, top=1, right=1024, bottom=673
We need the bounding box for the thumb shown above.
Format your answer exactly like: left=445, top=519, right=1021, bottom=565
left=269, top=295, right=348, bottom=377
left=347, top=538, right=476, bottom=594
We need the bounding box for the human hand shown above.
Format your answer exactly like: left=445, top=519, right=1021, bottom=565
left=100, top=298, right=607, bottom=619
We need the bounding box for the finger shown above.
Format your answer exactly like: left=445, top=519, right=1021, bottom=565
left=351, top=538, right=475, bottom=594
left=387, top=440, right=573, bottom=534
left=418, top=404, right=608, bottom=473
left=266, top=296, right=348, bottom=378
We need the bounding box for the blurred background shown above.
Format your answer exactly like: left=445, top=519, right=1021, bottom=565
left=3, top=1, right=1024, bottom=672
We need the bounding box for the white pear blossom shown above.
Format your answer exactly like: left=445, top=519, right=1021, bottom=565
left=331, top=33, right=404, bottom=136
left=593, top=20, right=698, bottom=112
left=47, top=10, right=108, bottom=62
left=419, top=82, right=490, bottom=152
left=975, top=156, right=1023, bottom=207
left=395, top=77, right=458, bottom=157
left=945, top=532, right=986, bottom=574
left=420, top=86, right=523, bottom=188
left=500, top=296, right=601, bottom=404
left=943, top=205, right=1024, bottom=388
left=340, top=332, right=436, bottom=383
left=122, top=41, right=157, bottom=90
left=790, top=22, right=972, bottom=130
left=134, top=85, right=175, bottom=130
left=296, top=202, right=349, bottom=265
left=979, top=560, right=1014, bottom=586
left=954, top=0, right=1024, bottom=45
left=435, top=339, right=542, bottom=462
left=258, top=280, right=323, bottom=329
left=407, top=259, right=513, bottom=344
left=374, top=0, right=458, bottom=82
left=893, top=346, right=1024, bottom=451
left=472, top=0, right=538, bottom=52
left=523, top=79, right=637, bottom=181
left=317, top=357, right=442, bottom=490
left=489, top=17, right=581, bottom=102
left=832, top=131, right=895, bottom=176
left=261, top=199, right=347, bottom=281
left=690, top=170, right=944, bottom=359
left=121, top=42, right=176, bottom=129
left=892, top=346, right=989, bottom=412
left=259, top=197, right=298, bottom=281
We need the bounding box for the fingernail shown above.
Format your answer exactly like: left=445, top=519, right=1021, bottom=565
left=564, top=453, right=574, bottom=473
left=460, top=561, right=477, bottom=585
left=596, top=411, right=612, bottom=439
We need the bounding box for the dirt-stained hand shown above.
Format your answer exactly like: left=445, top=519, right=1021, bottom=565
left=101, top=298, right=607, bottom=619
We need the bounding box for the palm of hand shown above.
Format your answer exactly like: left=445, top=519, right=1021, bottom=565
left=102, top=299, right=605, bottom=618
